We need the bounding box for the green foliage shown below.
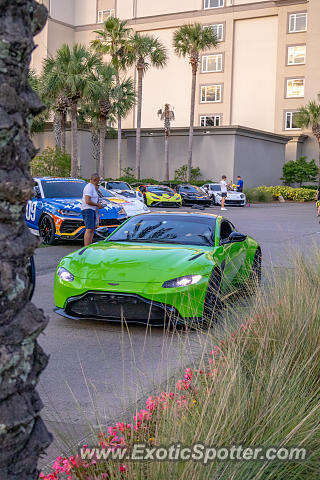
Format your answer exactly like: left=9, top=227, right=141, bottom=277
left=243, top=188, right=273, bottom=203
left=173, top=23, right=218, bottom=59
left=119, top=167, right=135, bottom=180
left=281, top=156, right=319, bottom=186
left=30, top=147, right=71, bottom=177
left=258, top=185, right=316, bottom=202
left=174, top=164, right=202, bottom=182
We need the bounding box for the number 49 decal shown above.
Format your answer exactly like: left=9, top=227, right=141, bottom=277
left=26, top=200, right=37, bottom=222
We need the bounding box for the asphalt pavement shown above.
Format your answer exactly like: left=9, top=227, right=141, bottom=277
left=34, top=202, right=320, bottom=472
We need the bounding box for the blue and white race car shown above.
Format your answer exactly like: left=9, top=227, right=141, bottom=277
left=25, top=177, right=127, bottom=245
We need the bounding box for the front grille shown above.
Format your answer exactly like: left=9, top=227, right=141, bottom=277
left=152, top=201, right=179, bottom=207
left=225, top=199, right=244, bottom=205
left=99, top=218, right=125, bottom=227
left=60, top=219, right=84, bottom=233
left=66, top=292, right=177, bottom=322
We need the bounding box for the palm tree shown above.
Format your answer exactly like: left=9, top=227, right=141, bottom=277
left=1, top=0, right=52, bottom=476
left=296, top=101, right=320, bottom=186
left=157, top=104, right=175, bottom=181
left=91, top=17, right=133, bottom=177
left=43, top=44, right=102, bottom=176
left=173, top=23, right=218, bottom=182
left=130, top=33, right=167, bottom=179
left=28, top=69, right=50, bottom=135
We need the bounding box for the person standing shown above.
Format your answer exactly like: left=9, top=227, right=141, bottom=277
left=236, top=175, right=244, bottom=192
left=220, top=175, right=231, bottom=211
left=81, top=173, right=103, bottom=246
left=315, top=189, right=320, bottom=217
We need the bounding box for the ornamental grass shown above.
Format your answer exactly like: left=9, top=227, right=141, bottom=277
left=40, top=254, right=320, bottom=480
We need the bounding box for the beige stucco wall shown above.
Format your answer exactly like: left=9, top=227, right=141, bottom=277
left=47, top=19, right=74, bottom=56
left=231, top=16, right=278, bottom=132
left=74, top=0, right=96, bottom=26
left=97, top=0, right=116, bottom=11
left=136, top=0, right=200, bottom=18
left=31, top=23, right=48, bottom=74
left=117, top=0, right=135, bottom=19
left=50, top=0, right=74, bottom=24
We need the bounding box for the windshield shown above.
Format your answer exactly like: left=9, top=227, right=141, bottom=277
left=209, top=185, right=221, bottom=191
left=179, top=185, right=203, bottom=193
left=108, top=214, right=215, bottom=246
left=41, top=180, right=86, bottom=198
left=98, top=186, right=115, bottom=198
left=148, top=186, right=174, bottom=194
left=107, top=181, right=131, bottom=190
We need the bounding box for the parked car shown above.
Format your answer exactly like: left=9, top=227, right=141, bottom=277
left=202, top=183, right=246, bottom=207
left=25, top=177, right=127, bottom=245
left=175, top=184, right=212, bottom=206
left=100, top=180, right=144, bottom=202
left=54, top=212, right=261, bottom=327
left=137, top=185, right=182, bottom=207
left=98, top=186, right=150, bottom=217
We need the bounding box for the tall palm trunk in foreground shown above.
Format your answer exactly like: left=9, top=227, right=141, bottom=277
left=0, top=1, right=52, bottom=478
left=136, top=64, right=144, bottom=180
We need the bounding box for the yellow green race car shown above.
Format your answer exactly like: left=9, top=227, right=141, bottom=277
left=137, top=184, right=182, bottom=207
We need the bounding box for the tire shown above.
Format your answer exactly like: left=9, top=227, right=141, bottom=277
left=244, top=249, right=262, bottom=294
left=202, top=269, right=224, bottom=327
left=39, top=215, right=57, bottom=245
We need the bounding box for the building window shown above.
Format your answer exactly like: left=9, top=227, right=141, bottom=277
left=97, top=10, right=115, bottom=23
left=289, top=13, right=307, bottom=33
left=200, top=115, right=221, bottom=127
left=204, top=0, right=224, bottom=9
left=201, top=85, right=222, bottom=103
left=202, top=54, right=223, bottom=73
left=204, top=24, right=224, bottom=42
left=286, top=78, right=305, bottom=98
left=288, top=45, right=306, bottom=65
left=285, top=112, right=300, bottom=130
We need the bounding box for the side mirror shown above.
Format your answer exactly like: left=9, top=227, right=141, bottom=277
left=229, top=231, right=247, bottom=243
left=34, top=186, right=41, bottom=199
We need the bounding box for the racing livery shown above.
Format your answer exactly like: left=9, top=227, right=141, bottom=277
left=98, top=186, right=150, bottom=217
left=54, top=212, right=261, bottom=326
left=137, top=185, right=182, bottom=207
left=100, top=180, right=144, bottom=202
left=25, top=178, right=127, bottom=245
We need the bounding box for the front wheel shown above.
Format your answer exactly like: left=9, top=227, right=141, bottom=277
left=39, top=215, right=57, bottom=245
left=203, top=269, right=224, bottom=327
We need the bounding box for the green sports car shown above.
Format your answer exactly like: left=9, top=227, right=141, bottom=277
left=54, top=212, right=261, bottom=326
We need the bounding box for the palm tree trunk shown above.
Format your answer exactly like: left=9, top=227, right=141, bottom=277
left=70, top=100, right=79, bottom=177
left=116, top=72, right=122, bottom=178
left=99, top=117, right=107, bottom=178
left=91, top=127, right=100, bottom=172
left=0, top=1, right=52, bottom=477
left=187, top=68, right=197, bottom=183
left=164, top=132, right=169, bottom=181
left=53, top=111, right=62, bottom=150
left=318, top=141, right=320, bottom=188
left=135, top=67, right=143, bottom=180
left=61, top=111, right=66, bottom=152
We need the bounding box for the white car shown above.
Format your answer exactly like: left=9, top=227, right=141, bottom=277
left=201, top=183, right=246, bottom=207
left=99, top=186, right=150, bottom=217
left=100, top=180, right=144, bottom=203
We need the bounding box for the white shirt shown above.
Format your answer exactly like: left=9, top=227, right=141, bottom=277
left=220, top=180, right=227, bottom=193
left=81, top=183, right=98, bottom=211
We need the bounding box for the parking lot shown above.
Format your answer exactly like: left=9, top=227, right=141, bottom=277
left=35, top=202, right=320, bottom=470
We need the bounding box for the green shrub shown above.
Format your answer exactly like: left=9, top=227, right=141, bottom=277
left=174, top=164, right=202, bottom=182
left=30, top=147, right=71, bottom=177
left=258, top=185, right=316, bottom=202
left=244, top=188, right=273, bottom=203
left=281, top=156, right=318, bottom=186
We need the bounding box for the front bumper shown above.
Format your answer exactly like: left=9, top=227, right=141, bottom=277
left=215, top=197, right=245, bottom=206
left=182, top=197, right=211, bottom=205
left=149, top=200, right=181, bottom=207
left=55, top=291, right=182, bottom=325
left=55, top=217, right=126, bottom=239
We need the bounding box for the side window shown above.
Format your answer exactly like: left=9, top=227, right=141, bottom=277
left=220, top=220, right=233, bottom=242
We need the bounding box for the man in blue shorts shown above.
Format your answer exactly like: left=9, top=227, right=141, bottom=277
left=81, top=173, right=103, bottom=246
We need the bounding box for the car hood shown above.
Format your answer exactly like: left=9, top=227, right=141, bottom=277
left=61, top=241, right=214, bottom=283
left=45, top=197, right=123, bottom=216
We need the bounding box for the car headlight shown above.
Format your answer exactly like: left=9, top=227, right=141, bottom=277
left=240, top=194, right=245, bottom=199
left=57, top=267, right=74, bottom=282
left=58, top=210, right=81, bottom=216
left=137, top=191, right=143, bottom=199
left=162, top=275, right=202, bottom=288
left=150, top=194, right=159, bottom=198
left=119, top=207, right=126, bottom=215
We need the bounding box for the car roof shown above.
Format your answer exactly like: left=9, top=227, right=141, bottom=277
left=34, top=177, right=85, bottom=181
left=134, top=211, right=219, bottom=219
